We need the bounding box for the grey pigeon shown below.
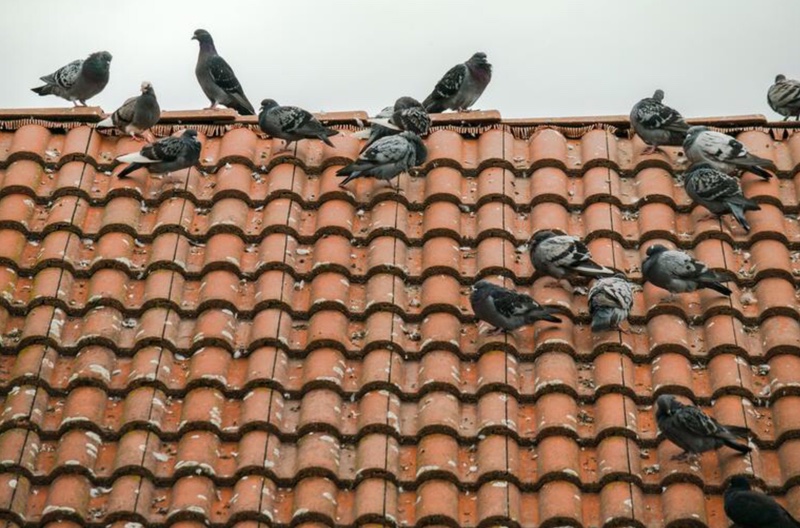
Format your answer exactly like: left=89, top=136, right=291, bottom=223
left=768, top=74, right=800, bottom=121
left=337, top=131, right=427, bottom=188
left=361, top=97, right=431, bottom=153
left=423, top=52, right=492, bottom=113
left=656, top=394, right=750, bottom=460
left=684, top=126, right=776, bottom=180
left=192, top=29, right=255, bottom=115
left=470, top=280, right=561, bottom=333
left=116, top=129, right=201, bottom=179
left=97, top=81, right=161, bottom=141
left=31, top=51, right=112, bottom=106
left=530, top=231, right=615, bottom=281
left=630, top=89, right=690, bottom=154
left=588, top=274, right=633, bottom=332
left=725, top=477, right=800, bottom=528
left=642, top=244, right=732, bottom=297
left=684, top=163, right=761, bottom=232
left=258, top=99, right=339, bottom=151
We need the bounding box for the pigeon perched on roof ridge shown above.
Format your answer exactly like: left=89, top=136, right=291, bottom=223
left=470, top=280, right=561, bottom=333
left=360, top=97, right=431, bottom=153
left=724, top=476, right=800, bottom=528
left=258, top=99, right=339, bottom=152
left=337, top=131, right=427, bottom=189
left=684, top=163, right=761, bottom=232
left=529, top=230, right=615, bottom=282
left=97, top=81, right=161, bottom=141
left=630, top=88, right=690, bottom=154
left=684, top=125, right=777, bottom=180
left=768, top=74, right=800, bottom=121
left=31, top=51, right=112, bottom=106
left=192, top=29, right=255, bottom=115
left=642, top=244, right=732, bottom=298
left=116, top=129, right=201, bottom=179
left=423, top=52, right=492, bottom=113
left=588, top=273, right=633, bottom=332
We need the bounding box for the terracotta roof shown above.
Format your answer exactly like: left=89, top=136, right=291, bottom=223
left=0, top=107, right=798, bottom=528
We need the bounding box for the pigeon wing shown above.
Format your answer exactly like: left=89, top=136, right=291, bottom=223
left=141, top=136, right=185, bottom=163
left=430, top=63, right=467, bottom=101
left=361, top=135, right=409, bottom=164
left=659, top=251, right=709, bottom=280
left=491, top=289, right=539, bottom=318
left=675, top=405, right=721, bottom=437
left=43, top=59, right=83, bottom=89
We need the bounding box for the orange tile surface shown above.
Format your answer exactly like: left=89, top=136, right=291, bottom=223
left=0, top=108, right=798, bottom=527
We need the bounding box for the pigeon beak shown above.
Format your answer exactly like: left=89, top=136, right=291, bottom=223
left=191, top=35, right=198, bottom=41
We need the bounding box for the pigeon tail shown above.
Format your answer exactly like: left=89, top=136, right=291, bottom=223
left=97, top=116, right=114, bottom=128
left=572, top=261, right=616, bottom=278
left=721, top=437, right=751, bottom=454
left=117, top=152, right=157, bottom=164
left=422, top=96, right=445, bottom=114
left=527, top=307, right=562, bottom=324
left=728, top=198, right=760, bottom=232
left=701, top=280, right=733, bottom=296
left=117, top=163, right=142, bottom=179
left=228, top=95, right=255, bottom=116
left=31, top=85, right=54, bottom=96
left=746, top=165, right=774, bottom=180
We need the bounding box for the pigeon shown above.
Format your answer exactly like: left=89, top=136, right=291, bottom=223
left=768, top=74, right=800, bottom=121
left=684, top=163, right=761, bottom=232
left=360, top=97, right=431, bottom=153
left=116, top=129, right=201, bottom=179
left=192, top=29, right=255, bottom=115
left=642, top=244, right=732, bottom=298
left=588, top=274, right=634, bottom=332
left=683, top=126, right=777, bottom=180
left=629, top=89, right=690, bottom=154
left=258, top=99, right=339, bottom=151
left=337, top=131, right=427, bottom=188
left=31, top=51, right=112, bottom=106
left=656, top=394, right=751, bottom=460
left=470, top=280, right=561, bottom=333
left=423, top=52, right=492, bottom=113
left=530, top=231, right=615, bottom=282
left=724, top=477, right=800, bottom=528
left=97, top=81, right=161, bottom=141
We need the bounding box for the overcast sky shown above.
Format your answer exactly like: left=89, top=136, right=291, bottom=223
left=1, top=0, right=797, bottom=119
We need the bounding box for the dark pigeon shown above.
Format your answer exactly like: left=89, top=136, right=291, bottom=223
left=258, top=99, right=338, bottom=151
left=361, top=97, right=431, bottom=153
left=337, top=131, right=427, bottom=188
left=31, top=51, right=112, bottom=106
left=642, top=244, right=732, bottom=297
left=684, top=163, right=761, bottom=232
left=725, top=477, right=800, bottom=528
left=192, top=29, right=255, bottom=115
left=530, top=230, right=615, bottom=280
left=768, top=74, right=800, bottom=121
left=656, top=394, right=750, bottom=460
left=116, top=129, right=201, bottom=179
left=423, top=52, right=492, bottom=113
left=684, top=126, right=777, bottom=180
left=630, top=89, right=690, bottom=154
left=588, top=274, right=633, bottom=332
left=470, top=280, right=561, bottom=333
left=97, top=81, right=161, bottom=141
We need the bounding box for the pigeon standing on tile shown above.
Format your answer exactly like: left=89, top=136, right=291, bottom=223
left=684, top=163, right=761, bottom=232
left=656, top=394, right=751, bottom=460
left=642, top=244, right=732, bottom=298
left=192, top=29, right=255, bottom=115
left=470, top=280, right=561, bottom=333
left=31, top=51, right=112, bottom=106
left=629, top=89, right=690, bottom=154
left=588, top=274, right=634, bottom=332
left=529, top=231, right=615, bottom=285
left=422, top=52, right=492, bottom=113
left=360, top=97, right=431, bottom=153
left=97, top=81, right=161, bottom=141
left=116, top=129, right=201, bottom=179
left=724, top=477, right=800, bottom=528
left=258, top=99, right=339, bottom=151
left=337, top=131, right=427, bottom=188
left=768, top=74, right=800, bottom=121
left=683, top=126, right=777, bottom=180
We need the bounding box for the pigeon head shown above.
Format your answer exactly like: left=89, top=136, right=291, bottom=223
left=83, top=51, right=112, bottom=78
left=400, top=132, right=427, bottom=166
left=260, top=99, right=280, bottom=111
left=181, top=129, right=199, bottom=140
left=394, top=96, right=423, bottom=110
left=655, top=394, right=680, bottom=417
left=652, top=89, right=665, bottom=101
left=728, top=477, right=752, bottom=491
left=776, top=74, right=787, bottom=83
left=530, top=230, right=557, bottom=250
left=470, top=52, right=488, bottom=63
left=192, top=29, right=215, bottom=45
left=645, top=244, right=668, bottom=257
left=472, top=280, right=497, bottom=293
left=685, top=125, right=708, bottom=143
left=140, top=81, right=154, bottom=95
left=467, top=52, right=492, bottom=75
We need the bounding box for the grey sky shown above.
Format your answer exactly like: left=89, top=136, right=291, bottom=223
left=1, top=0, right=797, bottom=120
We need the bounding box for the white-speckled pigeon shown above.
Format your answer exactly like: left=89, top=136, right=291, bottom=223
left=361, top=97, right=431, bottom=153
left=530, top=231, right=615, bottom=281
left=725, top=477, right=800, bottom=528
left=656, top=394, right=750, bottom=460
left=258, top=99, right=338, bottom=151
left=684, top=126, right=776, bottom=180
left=116, top=129, right=201, bottom=179
left=97, top=81, right=161, bottom=141
left=768, top=74, right=800, bottom=121
left=588, top=274, right=633, bottom=332
left=423, top=52, right=492, bottom=113
left=642, top=244, right=732, bottom=297
left=470, top=280, right=561, bottom=333
left=684, top=163, right=761, bottom=232
left=630, top=89, right=690, bottom=154
left=337, top=131, right=427, bottom=188
left=31, top=51, right=112, bottom=106
left=192, top=29, right=255, bottom=115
